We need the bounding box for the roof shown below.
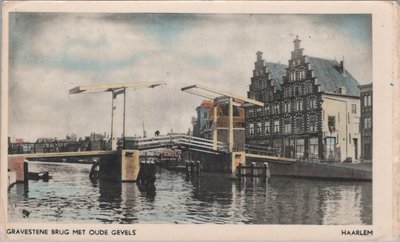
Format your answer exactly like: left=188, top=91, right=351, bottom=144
left=308, top=57, right=360, bottom=97
left=265, top=62, right=287, bottom=89
left=198, top=99, right=213, bottom=109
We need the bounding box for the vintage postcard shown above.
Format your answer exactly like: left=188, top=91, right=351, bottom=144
left=1, top=1, right=398, bottom=241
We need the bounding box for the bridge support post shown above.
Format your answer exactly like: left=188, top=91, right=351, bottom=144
left=8, top=155, right=26, bottom=182
left=99, top=149, right=140, bottom=182
left=228, top=97, right=234, bottom=152
left=111, top=92, right=117, bottom=151
left=231, top=151, right=245, bottom=177
left=121, top=150, right=140, bottom=182
left=212, top=105, right=218, bottom=150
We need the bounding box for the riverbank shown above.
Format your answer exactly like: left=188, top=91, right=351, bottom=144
left=267, top=161, right=372, bottom=181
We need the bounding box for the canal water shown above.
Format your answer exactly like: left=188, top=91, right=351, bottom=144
left=8, top=161, right=372, bottom=224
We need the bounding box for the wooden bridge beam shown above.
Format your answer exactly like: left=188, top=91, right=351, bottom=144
left=212, top=105, right=218, bottom=150
left=228, top=97, right=234, bottom=152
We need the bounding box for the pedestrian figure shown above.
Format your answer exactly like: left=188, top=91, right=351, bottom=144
left=77, top=137, right=84, bottom=152
left=54, top=137, right=59, bottom=153
left=89, top=159, right=100, bottom=180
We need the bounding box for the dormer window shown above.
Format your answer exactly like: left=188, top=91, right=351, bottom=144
left=337, top=87, right=346, bottom=94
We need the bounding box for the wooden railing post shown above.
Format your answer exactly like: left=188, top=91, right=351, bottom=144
left=251, top=162, right=255, bottom=177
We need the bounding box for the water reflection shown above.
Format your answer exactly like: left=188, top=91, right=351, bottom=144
left=8, top=162, right=372, bottom=224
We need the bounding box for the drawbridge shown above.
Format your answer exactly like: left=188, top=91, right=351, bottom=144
left=9, top=134, right=297, bottom=162
left=8, top=82, right=297, bottom=184
left=124, top=134, right=227, bottom=155
left=9, top=135, right=296, bottom=163
left=126, top=135, right=297, bottom=163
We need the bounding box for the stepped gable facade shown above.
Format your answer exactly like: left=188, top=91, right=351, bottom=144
left=245, top=36, right=361, bottom=163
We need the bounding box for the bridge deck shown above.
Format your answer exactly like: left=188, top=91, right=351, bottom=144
left=10, top=150, right=117, bottom=159
left=245, top=153, right=296, bottom=163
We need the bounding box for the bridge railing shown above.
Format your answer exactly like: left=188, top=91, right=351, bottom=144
left=10, top=134, right=230, bottom=155
left=244, top=144, right=281, bottom=157
left=8, top=140, right=109, bottom=154
left=177, top=135, right=225, bottom=148
left=124, top=134, right=227, bottom=153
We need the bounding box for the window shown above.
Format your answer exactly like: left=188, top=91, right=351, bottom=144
left=308, top=99, right=316, bottom=109
left=256, top=107, right=263, bottom=116
left=367, top=95, right=372, bottom=106
left=264, top=105, right=270, bottom=116
left=255, top=122, right=262, bottom=135
left=264, top=122, right=270, bottom=134
left=305, top=83, right=313, bottom=94
left=284, top=119, right=291, bottom=133
left=328, top=116, right=336, bottom=132
left=309, top=115, right=318, bottom=132
left=364, top=117, right=372, bottom=129
left=295, top=139, right=305, bottom=159
left=273, top=120, right=280, bottom=133
left=295, top=117, right=303, bottom=133
left=284, top=138, right=295, bottom=158
left=248, top=109, right=254, bottom=118
left=295, top=100, right=303, bottom=111
left=273, top=104, right=280, bottom=114
left=309, top=137, right=319, bottom=159
left=249, top=123, right=255, bottom=135
left=283, top=102, right=291, bottom=113
left=364, top=94, right=372, bottom=107
left=294, top=86, right=298, bottom=95
left=290, top=72, right=295, bottom=82
left=352, top=104, right=357, bottom=114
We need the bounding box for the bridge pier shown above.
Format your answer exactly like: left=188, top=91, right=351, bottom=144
left=230, top=151, right=246, bottom=177
left=9, top=150, right=145, bottom=183
left=99, top=149, right=140, bottom=182
left=8, top=155, right=26, bottom=182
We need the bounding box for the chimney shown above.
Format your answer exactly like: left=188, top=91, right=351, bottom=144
left=340, top=57, right=346, bottom=76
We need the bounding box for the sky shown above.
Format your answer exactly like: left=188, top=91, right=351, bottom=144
left=8, top=13, right=372, bottom=142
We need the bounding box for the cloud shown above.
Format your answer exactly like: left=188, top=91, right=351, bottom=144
left=8, top=13, right=372, bottom=141
left=11, top=14, right=160, bottom=73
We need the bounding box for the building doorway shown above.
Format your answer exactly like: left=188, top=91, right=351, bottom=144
left=325, top=137, right=336, bottom=161
left=353, top=138, right=358, bottom=160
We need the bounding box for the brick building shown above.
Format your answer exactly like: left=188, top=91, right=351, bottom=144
left=192, top=100, right=213, bottom=138
left=359, top=83, right=373, bottom=162
left=192, top=100, right=245, bottom=151
left=245, top=36, right=361, bottom=163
